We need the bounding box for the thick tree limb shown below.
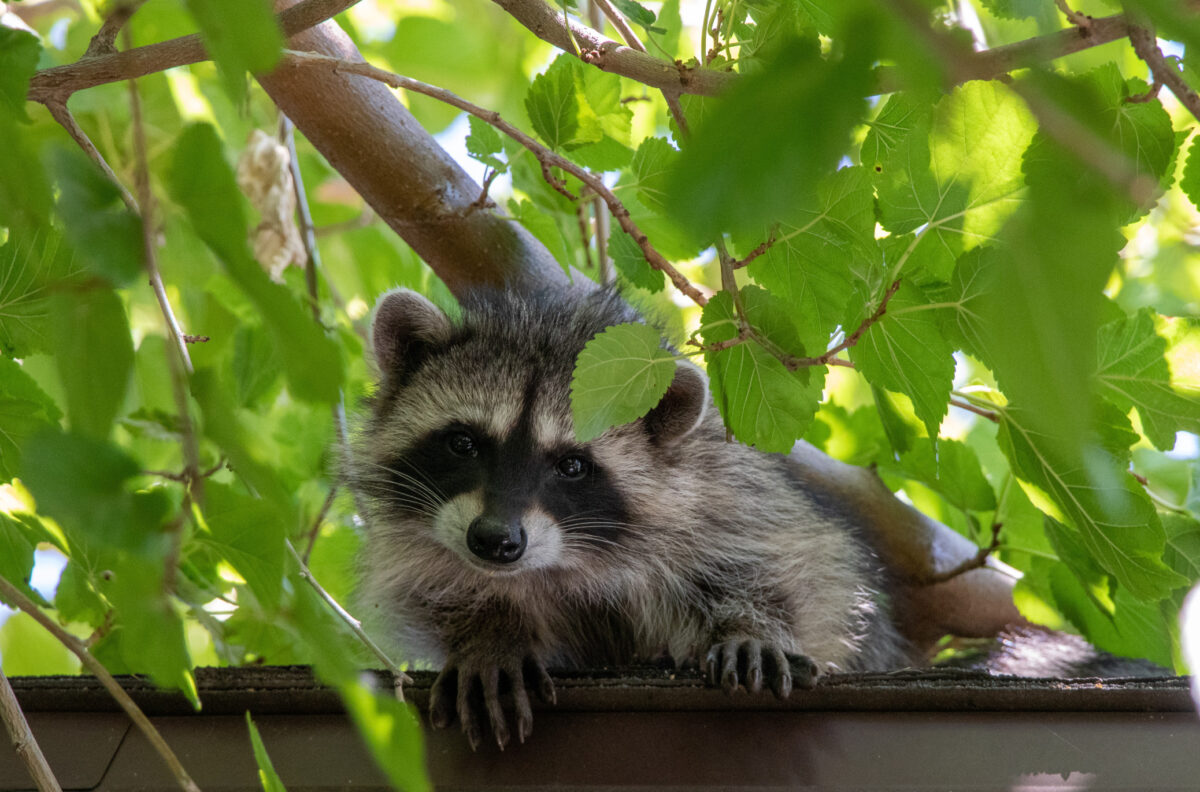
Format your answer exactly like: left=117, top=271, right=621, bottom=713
left=258, top=2, right=566, bottom=292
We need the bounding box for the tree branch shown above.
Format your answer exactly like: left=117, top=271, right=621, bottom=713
left=0, top=665, right=62, bottom=792
left=27, top=0, right=360, bottom=104
left=83, top=0, right=147, bottom=59
left=0, top=575, right=203, bottom=792
left=279, top=49, right=709, bottom=305
left=912, top=522, right=1004, bottom=586
left=491, top=0, right=735, bottom=97
left=1128, top=23, right=1200, bottom=124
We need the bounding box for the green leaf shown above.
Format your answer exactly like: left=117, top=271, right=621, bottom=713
left=0, top=612, right=81, bottom=675
left=746, top=165, right=877, bottom=351
left=0, top=229, right=79, bottom=357
left=996, top=404, right=1185, bottom=601
left=608, top=228, right=664, bottom=293
left=609, top=0, right=661, bottom=31
left=201, top=483, right=285, bottom=610
left=668, top=31, right=875, bottom=237
left=0, top=356, right=61, bottom=482
left=702, top=288, right=825, bottom=453
left=465, top=116, right=505, bottom=171
left=508, top=198, right=571, bottom=273
left=875, top=81, right=1035, bottom=282
left=167, top=124, right=343, bottom=404
left=246, top=713, right=288, bottom=792
left=1163, top=514, right=1200, bottom=583
left=48, top=147, right=143, bottom=285
left=184, top=0, right=283, bottom=105
left=233, top=324, right=282, bottom=408
left=980, top=0, right=1051, bottom=19
left=0, top=512, right=37, bottom=607
left=1181, top=133, right=1200, bottom=213
left=338, top=681, right=430, bottom=792
left=848, top=281, right=954, bottom=440
left=934, top=245, right=999, bottom=361
left=525, top=55, right=583, bottom=151
left=1096, top=310, right=1200, bottom=451
left=897, top=439, right=997, bottom=513
left=570, top=322, right=677, bottom=442
left=627, top=137, right=677, bottom=214
left=0, top=28, right=40, bottom=123
left=51, top=287, right=135, bottom=440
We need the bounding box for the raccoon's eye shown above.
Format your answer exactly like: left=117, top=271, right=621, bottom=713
left=446, top=431, right=478, bottom=458
left=555, top=455, right=591, bottom=480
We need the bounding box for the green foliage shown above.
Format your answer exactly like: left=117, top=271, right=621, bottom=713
left=570, top=323, right=678, bottom=442
left=3, top=1, right=1200, bottom=786
left=246, top=713, right=288, bottom=792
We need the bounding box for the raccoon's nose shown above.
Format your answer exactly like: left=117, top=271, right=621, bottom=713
left=466, top=516, right=527, bottom=564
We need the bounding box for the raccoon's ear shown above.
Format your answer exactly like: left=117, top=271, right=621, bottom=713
left=371, top=289, right=452, bottom=381
left=643, top=360, right=709, bottom=444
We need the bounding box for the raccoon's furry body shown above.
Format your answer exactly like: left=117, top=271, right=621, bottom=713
left=351, top=287, right=910, bottom=748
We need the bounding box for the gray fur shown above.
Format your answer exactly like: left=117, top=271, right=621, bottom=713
left=349, top=287, right=910, bottom=747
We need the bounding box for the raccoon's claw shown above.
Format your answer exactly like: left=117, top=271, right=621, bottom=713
left=430, top=651, right=555, bottom=750
left=705, top=639, right=817, bottom=699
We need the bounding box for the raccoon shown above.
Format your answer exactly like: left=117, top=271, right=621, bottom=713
left=350, top=287, right=911, bottom=749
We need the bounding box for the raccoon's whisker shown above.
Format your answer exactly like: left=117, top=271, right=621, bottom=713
left=362, top=460, right=448, bottom=505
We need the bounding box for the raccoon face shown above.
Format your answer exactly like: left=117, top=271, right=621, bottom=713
left=364, top=288, right=709, bottom=576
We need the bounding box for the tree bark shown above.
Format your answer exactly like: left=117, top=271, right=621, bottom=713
left=259, top=0, right=1024, bottom=649
left=256, top=1, right=569, bottom=294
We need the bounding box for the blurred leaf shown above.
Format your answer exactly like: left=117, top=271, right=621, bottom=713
left=849, top=281, right=954, bottom=440
left=246, top=713, right=288, bottom=792
left=0, top=229, right=79, bottom=357
left=703, top=288, right=825, bottom=453
left=233, top=324, right=282, bottom=408
left=50, top=287, right=135, bottom=440
left=898, top=439, right=997, bottom=513
left=0, top=611, right=81, bottom=675
left=167, top=124, right=343, bottom=404
left=0, top=512, right=37, bottom=607
left=0, top=356, right=61, bottom=482
left=1163, top=514, right=1200, bottom=584
left=201, top=483, right=285, bottom=610
left=508, top=198, right=572, bottom=272
left=875, top=82, right=1035, bottom=282
left=0, top=28, right=39, bottom=123
left=668, top=30, right=875, bottom=237
left=979, top=0, right=1051, bottom=19
left=1181, top=133, right=1200, bottom=214
left=1096, top=309, right=1200, bottom=451
left=48, top=147, right=143, bottom=285
left=339, top=680, right=430, bottom=792
left=570, top=322, right=677, bottom=442
left=746, top=165, right=877, bottom=351
left=184, top=0, right=283, bottom=105
left=996, top=404, right=1185, bottom=600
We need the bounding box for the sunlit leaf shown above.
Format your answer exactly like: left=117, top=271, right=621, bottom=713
left=246, top=713, right=289, bottom=792
left=571, top=322, right=677, bottom=442
left=339, top=680, right=430, bottom=792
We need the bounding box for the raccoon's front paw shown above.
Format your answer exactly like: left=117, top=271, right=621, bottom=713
left=429, top=651, right=556, bottom=750
left=704, top=639, right=819, bottom=699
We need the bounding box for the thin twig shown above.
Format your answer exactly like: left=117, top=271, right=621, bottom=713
left=1053, top=0, right=1092, bottom=30
left=285, top=541, right=413, bottom=699
left=302, top=484, right=339, bottom=564
left=84, top=0, right=147, bottom=58
left=915, top=522, right=1004, bottom=586
left=283, top=50, right=709, bottom=306
left=594, top=195, right=611, bottom=284
left=731, top=233, right=776, bottom=270
left=0, top=575, right=203, bottom=792
left=0, top=665, right=63, bottom=792
left=1128, top=24, right=1200, bottom=124
left=786, top=279, right=902, bottom=369
left=950, top=396, right=1000, bottom=423
left=43, top=100, right=137, bottom=211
